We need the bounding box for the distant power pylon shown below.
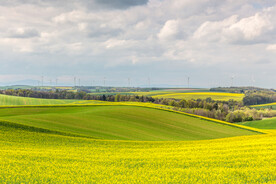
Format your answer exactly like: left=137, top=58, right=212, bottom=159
left=187, top=77, right=190, bottom=88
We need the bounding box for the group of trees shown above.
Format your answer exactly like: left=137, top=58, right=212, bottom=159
left=211, top=87, right=276, bottom=106
left=1, top=89, right=275, bottom=123
left=243, top=93, right=276, bottom=105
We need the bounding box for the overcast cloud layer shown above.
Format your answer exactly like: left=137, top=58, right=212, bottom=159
left=1, top=0, right=276, bottom=87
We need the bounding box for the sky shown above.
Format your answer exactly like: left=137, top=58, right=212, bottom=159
left=1, top=0, right=276, bottom=88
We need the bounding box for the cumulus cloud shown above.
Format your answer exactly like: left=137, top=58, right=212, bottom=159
left=104, top=39, right=127, bottom=49
left=224, top=12, right=273, bottom=42
left=158, top=19, right=180, bottom=40
left=193, top=15, right=238, bottom=42
left=266, top=44, right=276, bottom=51
left=194, top=9, right=274, bottom=44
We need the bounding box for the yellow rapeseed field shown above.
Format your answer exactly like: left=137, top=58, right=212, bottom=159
left=152, top=92, right=244, bottom=101
left=0, top=126, right=275, bottom=183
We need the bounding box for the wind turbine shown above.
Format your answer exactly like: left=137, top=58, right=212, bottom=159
left=184, top=75, right=190, bottom=88
left=231, top=74, right=235, bottom=87
left=74, top=77, right=76, bottom=87
left=251, top=75, right=255, bottom=88
left=41, top=75, right=44, bottom=87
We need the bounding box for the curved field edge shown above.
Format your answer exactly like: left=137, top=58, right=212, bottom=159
left=0, top=120, right=95, bottom=138
left=0, top=102, right=266, bottom=136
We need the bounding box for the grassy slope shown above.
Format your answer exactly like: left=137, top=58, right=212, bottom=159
left=0, top=94, right=78, bottom=105
left=0, top=94, right=111, bottom=106
left=152, top=92, right=244, bottom=101
left=0, top=105, right=258, bottom=141
left=0, top=125, right=275, bottom=183
left=239, top=117, right=276, bottom=129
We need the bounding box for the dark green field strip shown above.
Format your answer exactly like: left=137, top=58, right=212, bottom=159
left=239, top=118, right=276, bottom=129
left=0, top=120, right=94, bottom=138
left=0, top=105, right=258, bottom=141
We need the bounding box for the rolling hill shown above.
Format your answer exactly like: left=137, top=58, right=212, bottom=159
left=0, top=105, right=260, bottom=141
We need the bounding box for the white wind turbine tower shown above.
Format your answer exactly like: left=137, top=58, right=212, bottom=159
left=74, top=76, right=76, bottom=87
left=231, top=75, right=235, bottom=87
left=184, top=75, right=190, bottom=88
left=148, top=77, right=151, bottom=88
left=251, top=75, right=255, bottom=88
left=41, top=75, right=44, bottom=87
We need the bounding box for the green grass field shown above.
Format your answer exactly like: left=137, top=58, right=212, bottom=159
left=0, top=94, right=78, bottom=105
left=239, top=117, right=276, bottom=129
